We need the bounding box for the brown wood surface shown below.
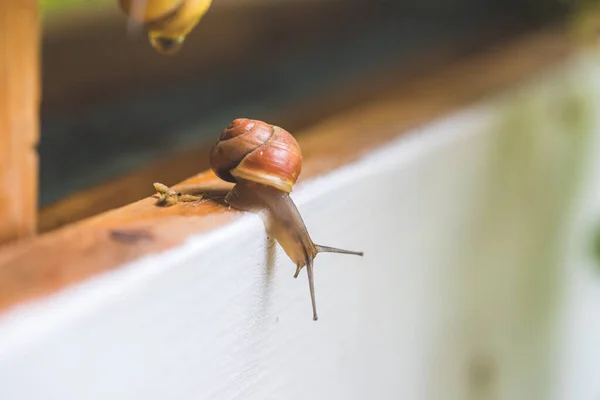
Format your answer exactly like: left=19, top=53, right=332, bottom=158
left=0, top=28, right=572, bottom=315
left=0, top=0, right=40, bottom=244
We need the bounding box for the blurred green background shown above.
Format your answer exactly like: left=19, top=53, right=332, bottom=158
left=41, top=0, right=107, bottom=13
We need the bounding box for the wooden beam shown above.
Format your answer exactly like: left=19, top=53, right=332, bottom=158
left=0, top=0, right=40, bottom=244
left=0, top=28, right=571, bottom=315
left=0, top=25, right=593, bottom=400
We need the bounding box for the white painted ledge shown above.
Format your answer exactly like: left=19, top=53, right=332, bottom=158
left=2, top=54, right=600, bottom=400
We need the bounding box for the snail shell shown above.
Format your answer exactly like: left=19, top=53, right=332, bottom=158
left=210, top=118, right=303, bottom=194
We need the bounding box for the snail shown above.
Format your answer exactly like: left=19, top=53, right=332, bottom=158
left=154, top=118, right=363, bottom=320
left=118, top=0, right=213, bottom=55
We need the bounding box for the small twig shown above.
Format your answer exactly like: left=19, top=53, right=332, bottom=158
left=153, top=182, right=203, bottom=206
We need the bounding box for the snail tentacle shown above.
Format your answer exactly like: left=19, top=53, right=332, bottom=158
left=305, top=255, right=318, bottom=321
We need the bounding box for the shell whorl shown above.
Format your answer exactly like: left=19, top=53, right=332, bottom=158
left=210, top=118, right=302, bottom=193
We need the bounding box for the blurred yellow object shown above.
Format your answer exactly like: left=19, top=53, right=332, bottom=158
left=118, top=0, right=213, bottom=55
left=567, top=2, right=600, bottom=49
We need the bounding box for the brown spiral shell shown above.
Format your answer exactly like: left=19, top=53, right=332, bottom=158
left=209, top=118, right=303, bottom=193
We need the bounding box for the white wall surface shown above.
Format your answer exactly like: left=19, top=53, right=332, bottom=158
left=1, top=53, right=600, bottom=400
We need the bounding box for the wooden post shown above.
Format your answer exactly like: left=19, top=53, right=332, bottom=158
left=0, top=0, right=40, bottom=243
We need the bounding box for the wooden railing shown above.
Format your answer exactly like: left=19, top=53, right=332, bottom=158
left=0, top=29, right=571, bottom=314
left=1, top=28, right=600, bottom=400
left=0, top=0, right=40, bottom=243
left=3, top=3, right=600, bottom=397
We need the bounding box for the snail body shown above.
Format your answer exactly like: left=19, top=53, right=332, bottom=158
left=210, top=118, right=363, bottom=321
left=118, top=0, right=213, bottom=54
